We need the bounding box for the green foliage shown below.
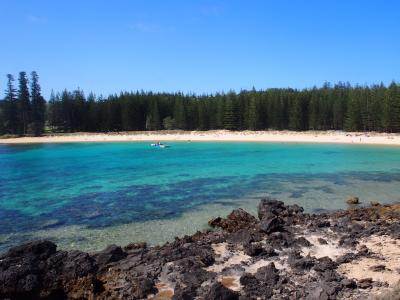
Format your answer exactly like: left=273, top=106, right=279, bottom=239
left=146, top=100, right=161, bottom=130
left=173, top=99, right=187, bottom=129
left=2, top=73, right=400, bottom=135
left=0, top=101, right=5, bottom=135
left=247, top=97, right=259, bottom=130
left=344, top=88, right=362, bottom=131
left=223, top=94, right=239, bottom=130
left=288, top=95, right=304, bottom=131
left=30, top=71, right=46, bottom=136
left=163, top=116, right=176, bottom=130
left=17, top=72, right=31, bottom=135
left=1, top=72, right=47, bottom=136
left=382, top=82, right=400, bottom=132
left=3, top=74, right=19, bottom=134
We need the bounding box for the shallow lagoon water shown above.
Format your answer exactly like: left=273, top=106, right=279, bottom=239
left=0, top=142, right=399, bottom=252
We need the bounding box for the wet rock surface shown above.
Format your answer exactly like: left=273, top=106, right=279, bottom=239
left=1, top=199, right=399, bottom=299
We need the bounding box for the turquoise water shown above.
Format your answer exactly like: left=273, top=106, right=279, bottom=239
left=0, top=142, right=400, bottom=252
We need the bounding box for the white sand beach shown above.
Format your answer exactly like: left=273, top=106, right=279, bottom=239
left=1, top=130, right=400, bottom=145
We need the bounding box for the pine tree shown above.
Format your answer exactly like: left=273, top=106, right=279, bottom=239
left=247, top=97, right=259, bottom=130
left=197, top=101, right=208, bottom=130
left=86, top=92, right=98, bottom=131
left=0, top=102, right=5, bottom=135
left=146, top=100, right=161, bottom=130
left=344, top=89, right=362, bottom=131
left=223, top=94, right=239, bottom=130
left=17, top=71, right=31, bottom=135
left=289, top=95, right=303, bottom=131
left=332, top=83, right=347, bottom=130
left=215, top=95, right=224, bottom=129
left=382, top=82, right=400, bottom=132
left=72, top=89, right=87, bottom=131
left=370, top=84, right=385, bottom=131
left=47, top=90, right=61, bottom=132
left=359, top=87, right=372, bottom=131
left=308, top=91, right=319, bottom=130
left=173, top=99, right=186, bottom=129
left=4, top=74, right=19, bottom=134
left=30, top=71, right=46, bottom=135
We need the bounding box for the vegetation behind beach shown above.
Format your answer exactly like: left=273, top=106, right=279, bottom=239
left=1, top=73, right=400, bottom=136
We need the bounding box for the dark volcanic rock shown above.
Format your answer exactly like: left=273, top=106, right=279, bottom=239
left=338, top=235, right=358, bottom=248
left=257, top=198, right=286, bottom=220
left=206, top=282, right=239, bottom=300
left=208, top=208, right=257, bottom=233
left=306, top=286, right=330, bottom=300
left=336, top=252, right=358, bottom=264
left=318, top=220, right=331, bottom=228
left=62, top=250, right=96, bottom=279
left=341, top=278, right=357, bottom=289
left=243, top=243, right=277, bottom=257
left=240, top=273, right=273, bottom=299
left=239, top=263, right=282, bottom=299
left=0, top=241, right=57, bottom=299
left=369, top=264, right=386, bottom=272
left=2, top=240, right=57, bottom=260
left=243, top=242, right=264, bottom=256
left=0, top=240, right=99, bottom=300
left=313, top=256, right=337, bottom=272
left=265, top=231, right=296, bottom=249
left=259, top=216, right=284, bottom=234
left=358, top=278, right=373, bottom=289
left=295, top=236, right=312, bottom=247
left=254, top=263, right=279, bottom=285
left=227, top=228, right=262, bottom=246
left=288, top=251, right=315, bottom=271
left=172, top=284, right=197, bottom=300
left=123, top=242, right=147, bottom=251
left=318, top=237, right=329, bottom=245
left=346, top=196, right=360, bottom=205
left=257, top=197, right=306, bottom=231
left=130, top=277, right=155, bottom=299
left=94, top=244, right=127, bottom=269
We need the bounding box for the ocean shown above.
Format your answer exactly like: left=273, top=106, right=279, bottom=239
left=0, top=141, right=399, bottom=252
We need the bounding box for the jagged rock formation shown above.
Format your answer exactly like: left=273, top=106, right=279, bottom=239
left=1, top=199, right=399, bottom=299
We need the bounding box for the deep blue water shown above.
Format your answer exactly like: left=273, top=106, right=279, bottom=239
left=0, top=142, right=399, bottom=252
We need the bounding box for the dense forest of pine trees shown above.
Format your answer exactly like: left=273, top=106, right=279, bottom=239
left=1, top=72, right=400, bottom=135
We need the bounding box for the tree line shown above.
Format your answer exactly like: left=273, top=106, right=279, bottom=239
left=1, top=73, right=400, bottom=135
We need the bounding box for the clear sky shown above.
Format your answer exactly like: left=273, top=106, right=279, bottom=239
left=0, top=0, right=399, bottom=98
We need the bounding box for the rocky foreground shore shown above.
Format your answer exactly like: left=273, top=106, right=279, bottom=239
left=1, top=199, right=399, bottom=300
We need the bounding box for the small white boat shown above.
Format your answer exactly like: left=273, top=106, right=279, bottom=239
left=151, top=143, right=169, bottom=148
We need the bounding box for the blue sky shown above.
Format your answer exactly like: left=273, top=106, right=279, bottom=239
left=0, top=0, right=399, bottom=98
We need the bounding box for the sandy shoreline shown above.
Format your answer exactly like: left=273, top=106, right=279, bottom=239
left=1, top=130, right=400, bottom=146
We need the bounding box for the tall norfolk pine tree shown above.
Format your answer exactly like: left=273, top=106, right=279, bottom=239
left=17, top=72, right=31, bottom=135
left=3, top=74, right=19, bottom=134
left=223, top=94, right=239, bottom=130
left=247, top=96, right=259, bottom=130
left=30, top=71, right=46, bottom=135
